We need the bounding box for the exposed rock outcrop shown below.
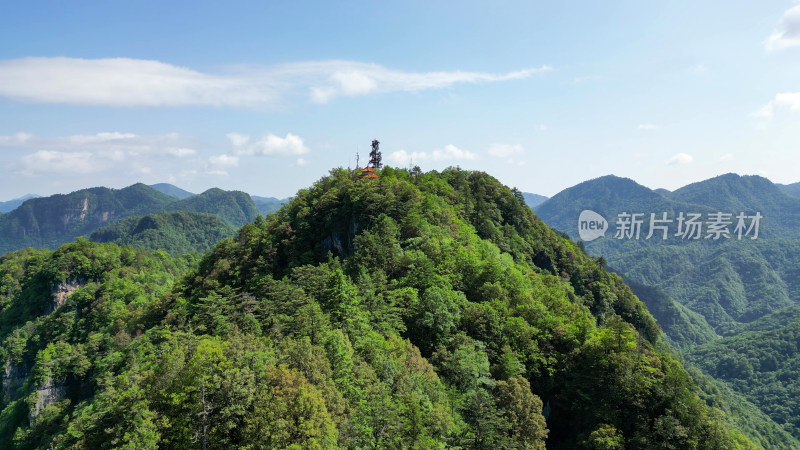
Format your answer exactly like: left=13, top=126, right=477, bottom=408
left=2, top=359, right=29, bottom=401
left=48, top=280, right=84, bottom=314
left=29, top=377, right=66, bottom=420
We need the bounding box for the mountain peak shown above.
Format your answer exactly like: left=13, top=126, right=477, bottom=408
left=670, top=172, right=792, bottom=215
left=148, top=183, right=195, bottom=199
left=534, top=174, right=663, bottom=225
left=565, top=175, right=660, bottom=198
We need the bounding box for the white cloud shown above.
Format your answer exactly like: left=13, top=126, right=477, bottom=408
left=487, top=144, right=523, bottom=158
left=310, top=70, right=378, bottom=102
left=719, top=153, right=734, bottom=162
left=0, top=131, right=192, bottom=153
left=1, top=131, right=203, bottom=177
left=0, top=57, right=551, bottom=108
left=167, top=148, right=197, bottom=157
left=209, top=154, right=239, bottom=167
left=235, top=133, right=309, bottom=156
left=667, top=153, right=693, bottom=165
left=1, top=130, right=312, bottom=179
left=0, top=58, right=277, bottom=107
left=638, top=123, right=659, bottom=130
left=226, top=132, right=250, bottom=147
left=19, top=150, right=100, bottom=175
left=388, top=150, right=429, bottom=166
left=308, top=63, right=551, bottom=104
left=766, top=5, right=800, bottom=51
left=0, top=132, right=34, bottom=145
left=67, top=132, right=137, bottom=145
left=388, top=145, right=477, bottom=166
left=433, top=144, right=477, bottom=161
left=203, top=153, right=241, bottom=177
left=753, top=92, right=800, bottom=120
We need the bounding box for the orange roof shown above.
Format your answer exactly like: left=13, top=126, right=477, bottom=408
left=360, top=166, right=376, bottom=172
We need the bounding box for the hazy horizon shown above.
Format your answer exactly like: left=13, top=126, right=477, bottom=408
left=3, top=169, right=800, bottom=204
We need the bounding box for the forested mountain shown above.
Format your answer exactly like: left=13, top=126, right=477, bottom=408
left=535, top=174, right=800, bottom=332
left=89, top=211, right=238, bottom=255
left=535, top=173, right=800, bottom=442
left=623, top=279, right=717, bottom=348
left=0, top=195, right=40, bottom=213
left=0, top=185, right=260, bottom=255
left=251, top=195, right=289, bottom=215
left=163, top=188, right=259, bottom=227
left=686, top=305, right=800, bottom=440
left=776, top=182, right=800, bottom=199
left=522, top=192, right=548, bottom=208
left=148, top=183, right=195, bottom=200
left=0, top=184, right=176, bottom=255
left=0, top=168, right=763, bottom=448
left=665, top=174, right=800, bottom=239
left=534, top=175, right=713, bottom=235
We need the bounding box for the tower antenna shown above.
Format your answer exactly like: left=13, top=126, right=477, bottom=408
left=369, top=139, right=382, bottom=169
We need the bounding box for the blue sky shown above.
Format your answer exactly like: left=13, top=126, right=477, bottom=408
left=1, top=0, right=799, bottom=200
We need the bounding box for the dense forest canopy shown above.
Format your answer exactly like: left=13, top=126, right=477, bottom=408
left=0, top=167, right=766, bottom=448
left=89, top=211, right=238, bottom=256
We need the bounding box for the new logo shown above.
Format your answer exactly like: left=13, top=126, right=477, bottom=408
left=578, top=210, right=608, bottom=242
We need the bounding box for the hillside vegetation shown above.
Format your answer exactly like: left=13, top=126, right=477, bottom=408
left=687, top=306, right=800, bottom=439
left=0, top=168, right=761, bottom=448
left=163, top=188, right=258, bottom=227
left=89, top=211, right=238, bottom=256
left=535, top=173, right=800, bottom=443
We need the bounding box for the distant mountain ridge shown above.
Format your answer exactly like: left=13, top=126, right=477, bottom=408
left=666, top=174, right=800, bottom=239
left=148, top=183, right=195, bottom=199
left=521, top=192, right=548, bottom=208
left=0, top=194, right=41, bottom=213
left=147, top=183, right=289, bottom=215
left=0, top=184, right=175, bottom=255
left=534, top=172, right=800, bottom=440
left=777, top=181, right=800, bottom=198
left=251, top=195, right=290, bottom=215
left=535, top=173, right=800, bottom=330
left=0, top=184, right=259, bottom=255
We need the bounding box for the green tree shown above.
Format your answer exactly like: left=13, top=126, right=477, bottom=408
left=496, top=376, right=548, bottom=449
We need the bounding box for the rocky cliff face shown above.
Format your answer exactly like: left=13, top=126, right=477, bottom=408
left=29, top=377, right=66, bottom=420
left=48, top=279, right=84, bottom=314
left=2, top=359, right=29, bottom=402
